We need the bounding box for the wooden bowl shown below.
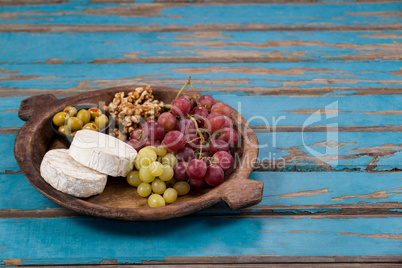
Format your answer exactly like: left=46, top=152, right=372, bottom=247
left=14, top=86, right=263, bottom=221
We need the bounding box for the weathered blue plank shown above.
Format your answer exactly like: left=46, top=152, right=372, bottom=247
left=0, top=216, right=401, bottom=266
left=0, top=174, right=59, bottom=210
left=0, top=135, right=19, bottom=173
left=257, top=172, right=402, bottom=206
left=256, top=132, right=402, bottom=171
left=1, top=92, right=401, bottom=130
left=0, top=31, right=400, bottom=64
left=0, top=2, right=400, bottom=27
left=1, top=130, right=401, bottom=172
left=1, top=172, right=401, bottom=211
left=208, top=93, right=402, bottom=127
left=1, top=62, right=401, bottom=93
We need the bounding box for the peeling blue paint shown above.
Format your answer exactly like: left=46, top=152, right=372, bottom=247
left=254, top=172, right=402, bottom=206
left=1, top=2, right=401, bottom=26
left=1, top=31, right=401, bottom=64
left=1, top=172, right=401, bottom=212
left=321, top=90, right=360, bottom=96
left=0, top=216, right=401, bottom=266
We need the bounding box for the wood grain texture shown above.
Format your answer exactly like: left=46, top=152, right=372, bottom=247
left=1, top=0, right=401, bottom=264
left=8, top=264, right=401, bottom=268
left=0, top=2, right=401, bottom=32
left=0, top=216, right=401, bottom=265
left=1, top=31, right=401, bottom=64
left=1, top=172, right=401, bottom=217
left=255, top=132, right=402, bottom=172
left=1, top=92, right=401, bottom=131
left=1, top=63, right=401, bottom=97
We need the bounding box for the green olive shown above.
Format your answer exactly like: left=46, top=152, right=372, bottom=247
left=63, top=106, right=77, bottom=117
left=53, top=112, right=69, bottom=127
left=76, top=109, right=91, bottom=124
left=71, top=131, right=77, bottom=136
left=94, top=114, right=109, bottom=129
left=67, top=117, right=84, bottom=131
left=82, top=123, right=99, bottom=131
left=89, top=107, right=102, bottom=120
left=58, top=125, right=71, bottom=135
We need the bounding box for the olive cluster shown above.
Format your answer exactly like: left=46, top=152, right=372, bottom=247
left=52, top=106, right=109, bottom=136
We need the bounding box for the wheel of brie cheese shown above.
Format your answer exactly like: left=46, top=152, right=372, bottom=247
left=40, top=149, right=108, bottom=198
left=69, top=130, right=137, bottom=177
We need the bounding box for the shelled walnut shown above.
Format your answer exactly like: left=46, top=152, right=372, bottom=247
left=104, top=85, right=164, bottom=140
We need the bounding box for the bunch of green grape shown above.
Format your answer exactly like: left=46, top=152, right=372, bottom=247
left=126, top=145, right=191, bottom=207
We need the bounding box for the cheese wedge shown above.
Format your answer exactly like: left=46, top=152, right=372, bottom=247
left=69, top=130, right=137, bottom=177
left=40, top=149, right=107, bottom=198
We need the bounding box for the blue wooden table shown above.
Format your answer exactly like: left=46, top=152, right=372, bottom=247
left=0, top=0, right=401, bottom=266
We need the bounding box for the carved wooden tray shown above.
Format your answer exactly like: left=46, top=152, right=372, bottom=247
left=14, top=86, right=263, bottom=220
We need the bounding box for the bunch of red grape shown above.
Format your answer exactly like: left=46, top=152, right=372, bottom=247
left=127, top=93, right=239, bottom=191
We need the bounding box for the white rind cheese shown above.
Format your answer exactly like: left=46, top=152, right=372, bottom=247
left=40, top=149, right=107, bottom=198
left=69, top=130, right=137, bottom=177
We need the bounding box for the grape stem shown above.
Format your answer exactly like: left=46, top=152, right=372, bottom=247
left=176, top=76, right=192, bottom=99
left=188, top=116, right=205, bottom=159
left=186, top=136, right=201, bottom=144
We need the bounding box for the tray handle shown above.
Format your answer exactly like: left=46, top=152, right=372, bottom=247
left=19, top=94, right=58, bottom=121
left=221, top=179, right=263, bottom=210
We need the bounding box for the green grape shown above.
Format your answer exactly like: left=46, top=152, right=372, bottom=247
left=149, top=161, right=163, bottom=177
left=138, top=147, right=157, bottom=166
left=162, top=153, right=177, bottom=167
left=126, top=170, right=142, bottom=187
left=137, top=182, right=152, bottom=197
left=174, top=181, right=190, bottom=196
left=155, top=146, right=167, bottom=157
left=166, top=178, right=177, bottom=188
left=151, top=179, right=167, bottom=195
left=146, top=145, right=157, bottom=152
left=163, top=188, right=178, bottom=203
left=148, top=194, right=166, bottom=207
left=139, top=166, right=155, bottom=183
left=134, top=156, right=142, bottom=170
left=159, top=165, right=174, bottom=182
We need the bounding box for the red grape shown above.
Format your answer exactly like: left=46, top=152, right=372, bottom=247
left=185, top=134, right=200, bottom=150
left=215, top=128, right=239, bottom=147
left=161, top=140, right=177, bottom=154
left=204, top=164, right=224, bottom=186
left=190, top=106, right=209, bottom=127
left=162, top=130, right=186, bottom=151
left=182, top=95, right=196, bottom=110
left=190, top=178, right=206, bottom=190
left=143, top=120, right=165, bottom=140
left=127, top=139, right=145, bottom=151
left=222, top=115, right=233, bottom=129
left=130, top=128, right=143, bottom=140
left=171, top=96, right=191, bottom=116
left=198, top=95, right=215, bottom=110
left=205, top=113, right=225, bottom=133
left=209, top=139, right=230, bottom=155
left=211, top=102, right=231, bottom=117
left=176, top=147, right=195, bottom=162
left=178, top=118, right=196, bottom=134
left=212, top=151, right=234, bottom=171
left=144, top=139, right=161, bottom=147
left=173, top=161, right=188, bottom=181
left=187, top=159, right=207, bottom=180
left=158, top=112, right=177, bottom=132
